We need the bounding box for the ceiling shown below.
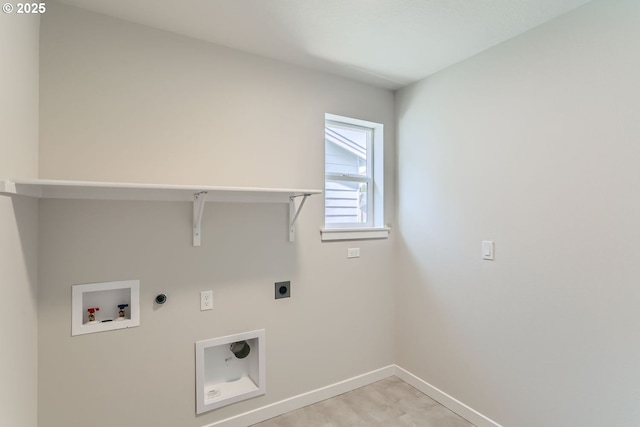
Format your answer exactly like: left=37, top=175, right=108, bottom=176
left=54, top=0, right=592, bottom=90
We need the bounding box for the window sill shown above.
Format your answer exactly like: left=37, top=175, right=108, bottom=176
left=320, top=227, right=390, bottom=242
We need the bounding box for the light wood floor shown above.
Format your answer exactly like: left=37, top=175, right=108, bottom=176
left=250, top=376, right=476, bottom=427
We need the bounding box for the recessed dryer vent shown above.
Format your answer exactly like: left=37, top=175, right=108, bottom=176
left=195, top=329, right=266, bottom=414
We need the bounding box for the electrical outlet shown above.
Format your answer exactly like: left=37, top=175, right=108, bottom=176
left=275, top=281, right=290, bottom=299
left=347, top=248, right=360, bottom=258
left=200, top=290, right=213, bottom=311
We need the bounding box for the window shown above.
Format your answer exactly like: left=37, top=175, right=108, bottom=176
left=324, top=120, right=372, bottom=226
left=322, top=113, right=388, bottom=241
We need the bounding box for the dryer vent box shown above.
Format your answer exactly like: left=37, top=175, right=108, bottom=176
left=195, top=329, right=266, bottom=414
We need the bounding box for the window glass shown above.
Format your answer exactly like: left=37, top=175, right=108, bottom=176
left=324, top=180, right=369, bottom=225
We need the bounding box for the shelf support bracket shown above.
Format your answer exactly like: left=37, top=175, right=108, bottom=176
left=193, top=191, right=207, bottom=247
left=289, top=194, right=309, bottom=242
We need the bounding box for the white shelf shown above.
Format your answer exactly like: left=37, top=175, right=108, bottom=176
left=0, top=179, right=320, bottom=203
left=1, top=179, right=321, bottom=244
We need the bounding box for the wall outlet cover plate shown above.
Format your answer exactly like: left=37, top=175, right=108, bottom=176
left=482, top=240, right=495, bottom=260
left=275, top=281, right=290, bottom=299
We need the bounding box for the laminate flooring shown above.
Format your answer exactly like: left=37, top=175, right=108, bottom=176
left=250, top=376, right=476, bottom=427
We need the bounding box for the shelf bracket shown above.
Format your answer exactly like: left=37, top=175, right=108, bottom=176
left=193, top=191, right=207, bottom=247
left=289, top=194, right=309, bottom=242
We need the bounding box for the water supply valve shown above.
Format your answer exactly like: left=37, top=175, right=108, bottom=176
left=87, top=307, right=99, bottom=323
left=117, top=304, right=129, bottom=320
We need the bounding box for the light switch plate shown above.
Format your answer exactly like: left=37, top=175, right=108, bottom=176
left=482, top=241, right=494, bottom=260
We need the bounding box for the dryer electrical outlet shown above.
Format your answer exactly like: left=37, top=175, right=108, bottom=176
left=275, top=281, right=290, bottom=299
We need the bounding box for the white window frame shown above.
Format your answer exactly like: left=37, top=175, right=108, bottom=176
left=325, top=120, right=373, bottom=227
left=322, top=113, right=389, bottom=241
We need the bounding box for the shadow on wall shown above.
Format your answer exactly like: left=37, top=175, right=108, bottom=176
left=9, top=195, right=38, bottom=303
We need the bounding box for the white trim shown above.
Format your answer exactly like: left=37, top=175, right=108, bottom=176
left=202, top=366, right=395, bottom=427
left=325, top=113, right=381, bottom=130
left=321, top=227, right=390, bottom=241
left=394, top=366, right=504, bottom=427
left=325, top=173, right=371, bottom=184
left=200, top=365, right=503, bottom=427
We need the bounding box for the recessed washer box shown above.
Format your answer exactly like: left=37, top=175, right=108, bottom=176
left=71, top=280, right=140, bottom=336
left=195, top=329, right=266, bottom=414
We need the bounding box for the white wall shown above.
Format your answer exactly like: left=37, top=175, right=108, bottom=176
left=0, top=11, right=40, bottom=427
left=38, top=4, right=395, bottom=426
left=39, top=4, right=396, bottom=190
left=396, top=1, right=640, bottom=426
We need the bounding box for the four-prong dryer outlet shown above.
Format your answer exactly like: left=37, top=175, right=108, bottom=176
left=275, top=281, right=290, bottom=299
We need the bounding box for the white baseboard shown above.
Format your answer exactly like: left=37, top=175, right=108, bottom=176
left=394, top=366, right=503, bottom=427
left=203, top=365, right=396, bottom=427
left=202, top=364, right=502, bottom=427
